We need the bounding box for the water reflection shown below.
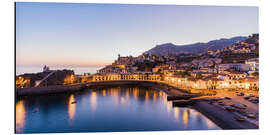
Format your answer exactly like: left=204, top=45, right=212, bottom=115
left=112, top=88, right=119, bottom=105
left=153, top=91, right=157, bottom=102
left=145, top=91, right=149, bottom=104
left=16, top=100, right=25, bottom=133
left=125, top=90, right=129, bottom=101
left=90, top=91, right=97, bottom=112
left=166, top=101, right=172, bottom=116
left=159, top=91, right=163, bottom=96
left=206, top=118, right=215, bottom=129
left=173, top=107, right=179, bottom=122
left=182, top=109, right=189, bottom=129
left=133, top=87, right=139, bottom=100
left=102, top=90, right=106, bottom=97
left=120, top=97, right=126, bottom=104
left=68, top=94, right=76, bottom=124
left=189, top=109, right=193, bottom=115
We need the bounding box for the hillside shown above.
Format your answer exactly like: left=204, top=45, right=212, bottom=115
left=144, top=36, right=247, bottom=56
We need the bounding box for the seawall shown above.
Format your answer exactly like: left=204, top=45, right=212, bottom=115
left=16, top=80, right=190, bottom=96
left=16, top=84, right=85, bottom=96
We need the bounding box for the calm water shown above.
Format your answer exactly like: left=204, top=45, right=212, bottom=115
left=16, top=86, right=220, bottom=133
left=16, top=66, right=103, bottom=75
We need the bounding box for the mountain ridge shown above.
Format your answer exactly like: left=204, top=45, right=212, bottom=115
left=144, top=36, right=247, bottom=56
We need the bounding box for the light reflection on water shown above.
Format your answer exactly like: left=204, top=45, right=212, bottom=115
left=16, top=100, right=26, bottom=133
left=90, top=91, right=97, bottom=112
left=16, top=86, right=220, bottom=133
left=182, top=109, right=189, bottom=129
left=173, top=107, right=180, bottom=122
left=145, top=91, right=149, bottom=104
left=68, top=94, right=76, bottom=124
left=153, top=92, right=157, bottom=102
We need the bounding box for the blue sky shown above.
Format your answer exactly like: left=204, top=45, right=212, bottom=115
left=16, top=2, right=258, bottom=67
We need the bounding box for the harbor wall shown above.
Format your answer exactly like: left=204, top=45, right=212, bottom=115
left=16, top=80, right=189, bottom=96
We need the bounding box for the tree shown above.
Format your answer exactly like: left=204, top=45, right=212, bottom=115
left=251, top=72, right=259, bottom=77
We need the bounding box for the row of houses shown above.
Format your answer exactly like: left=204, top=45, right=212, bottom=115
left=92, top=72, right=161, bottom=81
left=165, top=74, right=258, bottom=90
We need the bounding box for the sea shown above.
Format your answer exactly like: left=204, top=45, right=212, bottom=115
left=16, top=66, right=103, bottom=76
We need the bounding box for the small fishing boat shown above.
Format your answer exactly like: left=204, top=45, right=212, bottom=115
left=34, top=108, right=39, bottom=113
left=71, top=101, right=77, bottom=104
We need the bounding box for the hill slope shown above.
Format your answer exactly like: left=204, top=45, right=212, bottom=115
left=144, top=36, right=247, bottom=56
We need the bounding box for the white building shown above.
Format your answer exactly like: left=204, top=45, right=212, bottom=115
left=218, top=64, right=251, bottom=72
left=245, top=58, right=259, bottom=71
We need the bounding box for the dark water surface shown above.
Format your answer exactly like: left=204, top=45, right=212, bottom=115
left=16, top=86, right=220, bottom=133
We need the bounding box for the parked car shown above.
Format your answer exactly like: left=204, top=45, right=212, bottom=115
left=237, top=92, right=244, bottom=96
left=251, top=99, right=259, bottom=104
left=233, top=104, right=248, bottom=109
left=235, top=116, right=246, bottom=122
left=224, top=106, right=236, bottom=112
left=218, top=101, right=225, bottom=106
left=247, top=113, right=256, bottom=118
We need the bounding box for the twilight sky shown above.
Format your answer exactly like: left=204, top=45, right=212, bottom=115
left=16, top=2, right=258, bottom=67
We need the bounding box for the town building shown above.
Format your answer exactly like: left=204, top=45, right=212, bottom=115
left=245, top=58, right=259, bottom=71
left=43, top=65, right=50, bottom=72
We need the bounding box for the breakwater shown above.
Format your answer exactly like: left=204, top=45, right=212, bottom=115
left=16, top=84, right=84, bottom=96
left=16, top=80, right=191, bottom=96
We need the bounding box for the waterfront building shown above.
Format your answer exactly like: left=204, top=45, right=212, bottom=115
left=227, top=71, right=247, bottom=80
left=164, top=71, right=258, bottom=91
left=16, top=76, right=31, bottom=88
left=63, top=75, right=76, bottom=85
left=92, top=72, right=161, bottom=81
left=245, top=58, right=259, bottom=71
left=76, top=75, right=92, bottom=83
left=245, top=77, right=259, bottom=90
left=92, top=73, right=121, bottom=81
